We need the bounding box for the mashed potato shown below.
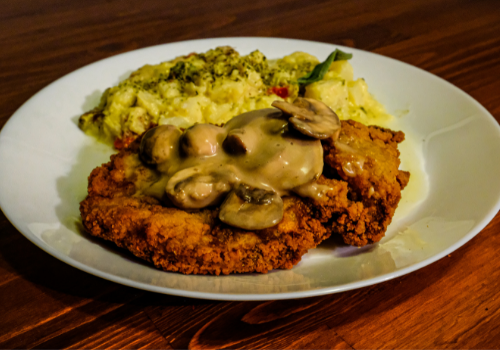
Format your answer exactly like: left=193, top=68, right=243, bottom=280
left=79, top=46, right=392, bottom=147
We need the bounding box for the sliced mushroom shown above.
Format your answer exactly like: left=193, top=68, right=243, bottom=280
left=165, top=167, right=231, bottom=209
left=180, top=123, right=225, bottom=157
left=272, top=98, right=341, bottom=140
left=140, top=125, right=182, bottom=165
left=219, top=184, right=284, bottom=230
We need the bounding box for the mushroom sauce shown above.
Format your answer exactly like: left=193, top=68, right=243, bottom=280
left=132, top=98, right=340, bottom=230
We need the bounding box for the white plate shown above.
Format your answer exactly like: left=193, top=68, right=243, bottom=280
left=1, top=38, right=499, bottom=301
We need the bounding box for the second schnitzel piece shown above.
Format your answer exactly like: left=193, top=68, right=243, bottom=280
left=322, top=120, right=410, bottom=246
left=80, top=99, right=409, bottom=275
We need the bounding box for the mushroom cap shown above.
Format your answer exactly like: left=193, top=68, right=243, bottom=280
left=180, top=123, right=225, bottom=157
left=272, top=97, right=341, bottom=140
left=165, top=167, right=232, bottom=209
left=139, top=125, right=182, bottom=165
left=218, top=184, right=284, bottom=230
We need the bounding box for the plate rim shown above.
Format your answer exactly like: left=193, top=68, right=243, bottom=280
left=1, top=36, right=500, bottom=301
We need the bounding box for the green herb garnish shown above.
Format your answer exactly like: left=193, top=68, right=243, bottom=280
left=297, top=49, right=352, bottom=87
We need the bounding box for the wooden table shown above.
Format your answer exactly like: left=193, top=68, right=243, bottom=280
left=1, top=0, right=499, bottom=348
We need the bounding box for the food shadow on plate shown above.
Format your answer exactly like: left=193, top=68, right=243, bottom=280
left=68, top=89, right=104, bottom=128
left=117, top=70, right=134, bottom=85
left=51, top=99, right=152, bottom=273
left=53, top=90, right=107, bottom=239
left=318, top=234, right=377, bottom=258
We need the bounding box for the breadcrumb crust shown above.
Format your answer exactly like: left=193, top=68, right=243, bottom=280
left=80, top=120, right=409, bottom=275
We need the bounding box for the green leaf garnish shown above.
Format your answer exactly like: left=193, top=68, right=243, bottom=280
left=297, top=49, right=352, bottom=86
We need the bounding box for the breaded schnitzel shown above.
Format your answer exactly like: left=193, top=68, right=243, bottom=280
left=323, top=120, right=410, bottom=246
left=80, top=119, right=409, bottom=275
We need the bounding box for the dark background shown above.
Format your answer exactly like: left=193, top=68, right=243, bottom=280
left=1, top=0, right=500, bottom=348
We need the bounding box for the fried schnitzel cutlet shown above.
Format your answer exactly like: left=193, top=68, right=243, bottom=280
left=80, top=117, right=409, bottom=275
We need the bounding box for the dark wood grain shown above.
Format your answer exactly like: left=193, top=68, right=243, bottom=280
left=1, top=0, right=499, bottom=348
